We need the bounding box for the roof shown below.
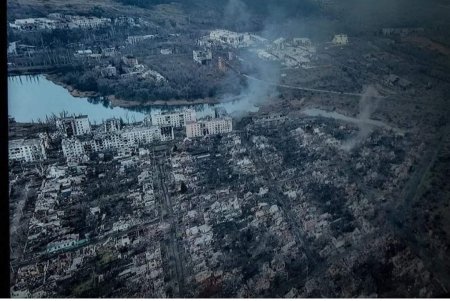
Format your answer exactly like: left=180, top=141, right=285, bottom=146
left=10, top=138, right=42, bottom=148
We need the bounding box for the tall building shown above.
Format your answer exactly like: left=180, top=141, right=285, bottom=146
left=214, top=107, right=228, bottom=118
left=186, top=117, right=232, bottom=138
left=61, top=138, right=86, bottom=159
left=121, top=126, right=173, bottom=145
left=9, top=138, right=47, bottom=162
left=61, top=125, right=174, bottom=161
left=151, top=109, right=197, bottom=128
left=104, top=118, right=122, bottom=132
left=56, top=115, right=91, bottom=137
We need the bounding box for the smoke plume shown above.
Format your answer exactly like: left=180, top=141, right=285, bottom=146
left=223, top=0, right=252, bottom=32
left=341, top=85, right=380, bottom=151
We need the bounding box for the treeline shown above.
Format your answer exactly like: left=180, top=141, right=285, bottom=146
left=116, top=0, right=178, bottom=8
left=116, top=0, right=320, bottom=16
left=57, top=63, right=244, bottom=102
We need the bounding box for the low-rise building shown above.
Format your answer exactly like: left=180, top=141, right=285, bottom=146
left=102, top=47, right=118, bottom=57
left=332, top=34, right=348, bottom=45
left=193, top=49, right=212, bottom=65
left=252, top=113, right=287, bottom=125
left=67, top=16, right=111, bottom=29
left=160, top=48, right=172, bottom=55
left=10, top=18, right=58, bottom=31
left=186, top=117, right=233, bottom=138
left=47, top=13, right=63, bottom=20
left=122, top=55, right=139, bottom=67
left=141, top=69, right=166, bottom=82
left=126, top=35, right=155, bottom=45
left=292, top=38, right=312, bottom=47
left=46, top=234, right=84, bottom=253
left=101, top=65, right=117, bottom=77
left=8, top=42, right=18, bottom=55
left=207, top=29, right=266, bottom=48
left=381, top=27, right=424, bottom=36
left=74, top=49, right=93, bottom=57
left=9, top=138, right=47, bottom=162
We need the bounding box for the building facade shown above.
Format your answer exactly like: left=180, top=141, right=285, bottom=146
left=61, top=138, right=86, bottom=159
left=9, top=138, right=47, bottom=162
left=332, top=34, right=348, bottom=45
left=193, top=49, right=212, bottom=65
left=101, top=65, right=117, bottom=77
left=126, top=35, right=155, bottom=45
left=61, top=125, right=174, bottom=161
left=56, top=115, right=91, bottom=137
left=186, top=117, right=232, bottom=138
left=151, top=109, right=197, bottom=128
left=104, top=118, right=122, bottom=132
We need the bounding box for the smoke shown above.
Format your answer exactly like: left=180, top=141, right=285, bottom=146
left=220, top=56, right=280, bottom=118
left=218, top=0, right=287, bottom=117
left=223, top=0, right=252, bottom=32
left=341, top=85, right=380, bottom=151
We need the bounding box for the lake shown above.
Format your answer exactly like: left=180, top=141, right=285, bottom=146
left=8, top=75, right=259, bottom=124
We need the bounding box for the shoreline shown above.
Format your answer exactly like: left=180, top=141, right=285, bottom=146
left=44, top=74, right=101, bottom=99
left=44, top=74, right=221, bottom=108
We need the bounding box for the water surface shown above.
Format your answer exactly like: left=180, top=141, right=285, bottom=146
left=8, top=75, right=258, bottom=124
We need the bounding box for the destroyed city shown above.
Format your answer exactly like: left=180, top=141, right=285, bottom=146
left=5, top=0, right=450, bottom=298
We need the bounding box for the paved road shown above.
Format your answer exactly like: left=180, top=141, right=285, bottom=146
left=224, top=60, right=364, bottom=97
left=157, top=162, right=185, bottom=297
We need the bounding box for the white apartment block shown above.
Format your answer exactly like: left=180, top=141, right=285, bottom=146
left=9, top=138, right=47, bottom=162
left=56, top=115, right=91, bottom=137
left=207, top=29, right=267, bottom=49
left=186, top=117, right=233, bottom=138
left=61, top=126, right=174, bottom=160
left=151, top=109, right=197, bottom=128
left=121, top=126, right=173, bottom=145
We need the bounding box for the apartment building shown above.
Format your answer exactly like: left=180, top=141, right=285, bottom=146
left=186, top=117, right=232, bottom=138
left=9, top=138, right=47, bottom=162
left=61, top=125, right=174, bottom=161
left=56, top=115, right=91, bottom=137
left=151, top=109, right=197, bottom=128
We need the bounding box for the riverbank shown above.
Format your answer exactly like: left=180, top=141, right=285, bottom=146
left=107, top=95, right=220, bottom=108
left=45, top=74, right=100, bottom=98
left=44, top=74, right=221, bottom=108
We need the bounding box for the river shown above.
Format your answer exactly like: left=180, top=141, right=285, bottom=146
left=8, top=75, right=258, bottom=124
